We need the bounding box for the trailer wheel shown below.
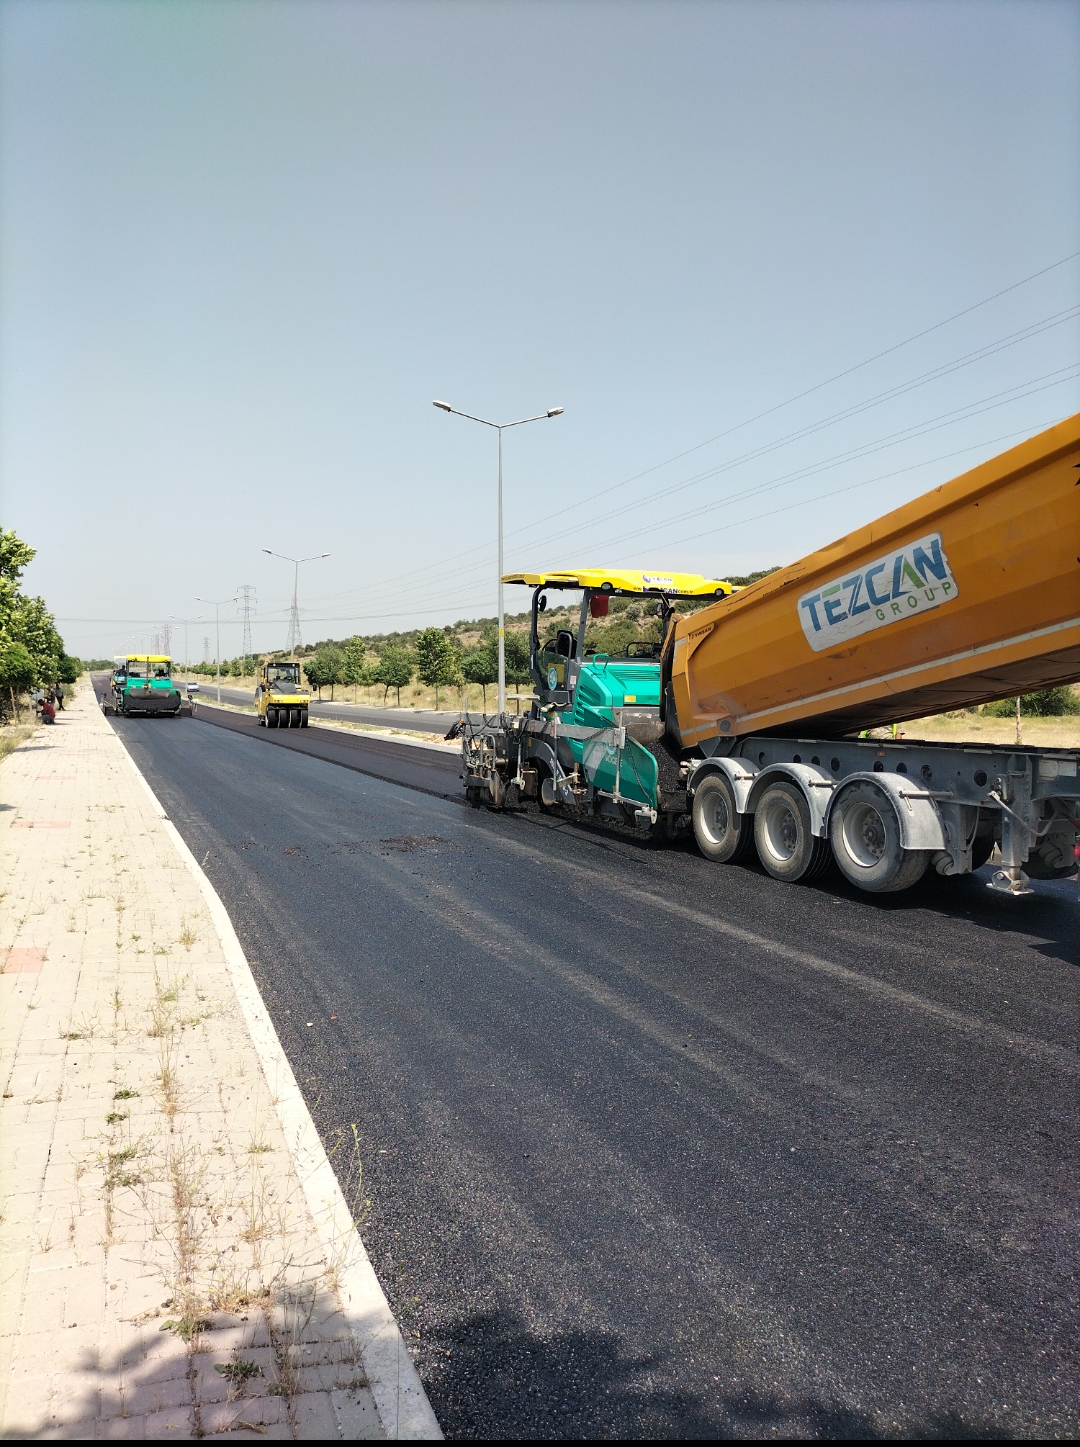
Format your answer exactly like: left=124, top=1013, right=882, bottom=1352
left=829, top=781, right=929, bottom=893
left=753, top=781, right=831, bottom=883
left=692, top=774, right=753, bottom=863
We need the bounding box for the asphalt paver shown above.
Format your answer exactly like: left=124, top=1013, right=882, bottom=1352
left=108, top=709, right=1079, bottom=1439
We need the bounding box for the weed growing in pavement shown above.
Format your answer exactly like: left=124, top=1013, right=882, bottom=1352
left=155, top=970, right=184, bottom=1004
left=105, top=1110, right=129, bottom=1125
left=159, top=1311, right=211, bottom=1343
left=215, top=1358, right=262, bottom=1384
left=268, top=1282, right=318, bottom=1400
left=178, top=920, right=198, bottom=949
left=155, top=1045, right=181, bottom=1120
left=113, top=1087, right=139, bottom=1100
left=59, top=1017, right=96, bottom=1041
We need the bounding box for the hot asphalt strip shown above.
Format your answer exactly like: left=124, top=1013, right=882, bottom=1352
left=107, top=704, right=1079, bottom=1440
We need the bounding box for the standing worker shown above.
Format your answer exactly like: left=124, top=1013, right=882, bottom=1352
left=54, top=681, right=64, bottom=711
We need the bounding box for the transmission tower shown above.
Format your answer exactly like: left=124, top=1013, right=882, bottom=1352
left=286, top=593, right=301, bottom=654
left=160, top=622, right=172, bottom=657
left=237, top=585, right=256, bottom=671
left=203, top=635, right=210, bottom=664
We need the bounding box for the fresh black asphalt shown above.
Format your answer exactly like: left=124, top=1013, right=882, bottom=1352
left=201, top=684, right=472, bottom=735
left=109, top=705, right=1079, bottom=1439
left=189, top=700, right=460, bottom=798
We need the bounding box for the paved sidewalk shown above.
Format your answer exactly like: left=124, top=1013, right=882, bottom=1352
left=0, top=685, right=441, bottom=1439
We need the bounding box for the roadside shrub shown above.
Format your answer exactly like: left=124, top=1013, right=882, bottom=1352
left=982, top=687, right=1080, bottom=717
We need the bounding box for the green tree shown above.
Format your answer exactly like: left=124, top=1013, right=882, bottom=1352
left=57, top=655, right=81, bottom=684
left=462, top=640, right=498, bottom=709
left=0, top=529, right=35, bottom=632
left=304, top=646, right=343, bottom=699
left=0, top=640, right=36, bottom=720
left=503, top=630, right=533, bottom=695
left=414, top=627, right=461, bottom=709
left=342, top=638, right=371, bottom=701
left=983, top=687, right=1080, bottom=718
left=373, top=645, right=414, bottom=706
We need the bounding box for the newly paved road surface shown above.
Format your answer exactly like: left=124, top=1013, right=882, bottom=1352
left=203, top=683, right=473, bottom=734
left=110, top=708, right=1079, bottom=1439
left=189, top=700, right=461, bottom=797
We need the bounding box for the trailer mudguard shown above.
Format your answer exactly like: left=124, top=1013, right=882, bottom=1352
left=687, top=757, right=759, bottom=814
left=825, top=773, right=948, bottom=852
left=746, top=763, right=837, bottom=836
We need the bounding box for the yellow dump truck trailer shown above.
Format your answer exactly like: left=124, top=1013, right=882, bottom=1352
left=669, top=414, right=1080, bottom=746
left=458, top=416, right=1079, bottom=899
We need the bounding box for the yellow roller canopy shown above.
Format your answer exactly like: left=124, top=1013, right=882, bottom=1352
left=502, top=568, right=733, bottom=597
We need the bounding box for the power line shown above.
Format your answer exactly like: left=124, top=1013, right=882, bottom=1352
left=552, top=366, right=1080, bottom=559
left=297, top=262, right=1080, bottom=614
left=622, top=415, right=1072, bottom=560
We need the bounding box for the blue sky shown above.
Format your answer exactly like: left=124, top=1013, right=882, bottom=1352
left=2, top=0, right=1078, bottom=660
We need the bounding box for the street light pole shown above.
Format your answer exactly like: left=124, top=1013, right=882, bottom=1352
left=262, top=550, right=330, bottom=655
left=433, top=401, right=563, bottom=714
left=196, top=597, right=236, bottom=703
left=170, top=615, right=202, bottom=681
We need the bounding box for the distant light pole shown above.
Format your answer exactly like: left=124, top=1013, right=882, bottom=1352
left=196, top=596, right=236, bottom=703
left=262, top=550, right=330, bottom=654
left=170, top=615, right=202, bottom=681
left=433, top=401, right=563, bottom=713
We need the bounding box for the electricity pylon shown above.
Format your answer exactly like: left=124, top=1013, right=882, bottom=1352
left=237, top=585, right=256, bottom=672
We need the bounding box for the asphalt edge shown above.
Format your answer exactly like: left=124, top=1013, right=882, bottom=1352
left=104, top=702, right=443, bottom=1441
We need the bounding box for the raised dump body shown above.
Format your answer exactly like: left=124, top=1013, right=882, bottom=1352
left=669, top=414, right=1080, bottom=748
left=459, top=421, right=1079, bottom=898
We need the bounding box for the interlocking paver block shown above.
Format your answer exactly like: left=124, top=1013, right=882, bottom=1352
left=292, top=1391, right=341, bottom=1437
left=0, top=686, right=432, bottom=1441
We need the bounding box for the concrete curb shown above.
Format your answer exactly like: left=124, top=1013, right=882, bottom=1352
left=110, top=720, right=443, bottom=1441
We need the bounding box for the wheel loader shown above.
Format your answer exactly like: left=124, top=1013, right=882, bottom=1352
left=255, top=660, right=310, bottom=729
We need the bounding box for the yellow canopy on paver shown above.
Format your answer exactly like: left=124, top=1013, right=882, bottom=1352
left=502, top=568, right=733, bottom=598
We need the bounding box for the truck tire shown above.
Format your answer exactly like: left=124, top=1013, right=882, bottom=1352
left=829, top=781, right=929, bottom=893
left=290, top=708, right=301, bottom=729
left=753, top=781, right=831, bottom=883
left=268, top=708, right=279, bottom=728
left=692, top=774, right=754, bottom=864
left=301, top=712, right=309, bottom=728
left=1024, top=833, right=1079, bottom=880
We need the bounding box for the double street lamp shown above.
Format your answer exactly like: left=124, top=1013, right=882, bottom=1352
left=433, top=401, right=563, bottom=713
left=196, top=596, right=236, bottom=703
left=170, top=614, right=203, bottom=681
left=262, top=550, right=330, bottom=655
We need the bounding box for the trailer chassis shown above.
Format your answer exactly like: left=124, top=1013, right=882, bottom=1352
left=461, top=713, right=1079, bottom=897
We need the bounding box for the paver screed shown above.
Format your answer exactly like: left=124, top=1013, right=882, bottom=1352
left=0, top=684, right=441, bottom=1439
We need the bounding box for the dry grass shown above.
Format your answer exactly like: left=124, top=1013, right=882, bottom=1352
left=895, top=711, right=1080, bottom=749
left=0, top=722, right=35, bottom=762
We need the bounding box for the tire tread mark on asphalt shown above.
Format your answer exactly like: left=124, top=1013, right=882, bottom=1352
left=345, top=850, right=1074, bottom=1258
left=449, top=813, right=1080, bottom=1075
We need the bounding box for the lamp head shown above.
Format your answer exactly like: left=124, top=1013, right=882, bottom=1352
left=547, top=406, right=564, bottom=417
left=433, top=400, right=451, bottom=412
